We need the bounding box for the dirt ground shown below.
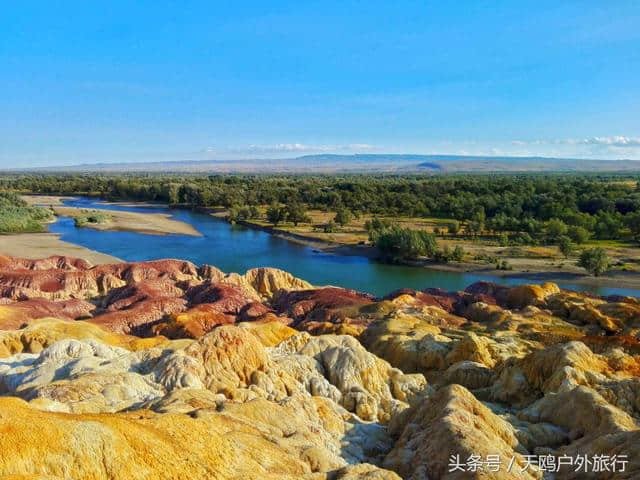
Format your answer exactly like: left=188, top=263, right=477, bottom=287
left=0, top=233, right=120, bottom=265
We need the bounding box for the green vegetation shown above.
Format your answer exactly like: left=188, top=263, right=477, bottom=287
left=72, top=210, right=112, bottom=227
left=227, top=204, right=260, bottom=223
left=0, top=192, right=53, bottom=233
left=578, top=247, right=611, bottom=276
left=334, top=208, right=353, bottom=227
left=2, top=174, right=639, bottom=272
left=434, top=244, right=465, bottom=263
left=266, top=203, right=285, bottom=226
left=370, top=225, right=437, bottom=263
left=567, top=225, right=590, bottom=244
left=558, top=235, right=574, bottom=258
left=4, top=174, right=639, bottom=244
left=626, top=211, right=640, bottom=242
left=263, top=201, right=311, bottom=227
left=284, top=202, right=311, bottom=226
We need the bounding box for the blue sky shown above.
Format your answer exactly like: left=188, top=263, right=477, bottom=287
left=2, top=1, right=640, bottom=166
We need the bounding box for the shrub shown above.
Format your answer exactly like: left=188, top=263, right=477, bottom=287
left=0, top=193, right=54, bottom=233
left=578, top=247, right=610, bottom=276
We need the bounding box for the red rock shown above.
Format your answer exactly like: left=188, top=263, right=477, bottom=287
left=89, top=297, right=188, bottom=336
left=197, top=264, right=225, bottom=282
left=238, top=301, right=276, bottom=322
left=153, top=305, right=236, bottom=339
left=102, top=279, right=184, bottom=311
left=0, top=254, right=92, bottom=271
left=273, top=287, right=375, bottom=332
left=0, top=257, right=201, bottom=301
left=185, top=282, right=255, bottom=315
left=0, top=298, right=96, bottom=329
left=463, top=281, right=509, bottom=305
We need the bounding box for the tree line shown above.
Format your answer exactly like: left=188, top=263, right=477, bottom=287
left=3, top=173, right=640, bottom=246
left=0, top=174, right=640, bottom=243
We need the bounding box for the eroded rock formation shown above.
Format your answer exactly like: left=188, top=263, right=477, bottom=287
left=0, top=254, right=638, bottom=479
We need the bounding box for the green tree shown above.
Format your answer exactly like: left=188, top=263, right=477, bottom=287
left=167, top=184, right=180, bottom=205
left=466, top=207, right=486, bottom=236
left=447, top=220, right=460, bottom=235
left=578, top=247, right=610, bottom=276
left=545, top=218, right=568, bottom=241
left=558, top=235, right=574, bottom=258
left=285, top=202, right=310, bottom=226
left=334, top=208, right=353, bottom=226
left=266, top=203, right=285, bottom=226
left=248, top=205, right=260, bottom=219
left=625, top=212, right=640, bottom=242
left=567, top=225, right=590, bottom=244
left=371, top=226, right=437, bottom=263
left=594, top=212, right=622, bottom=239
left=227, top=205, right=242, bottom=223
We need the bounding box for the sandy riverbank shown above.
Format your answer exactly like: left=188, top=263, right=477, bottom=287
left=52, top=206, right=202, bottom=237
left=20, top=195, right=77, bottom=206
left=22, top=195, right=170, bottom=210
left=0, top=233, right=120, bottom=265
left=22, top=195, right=199, bottom=236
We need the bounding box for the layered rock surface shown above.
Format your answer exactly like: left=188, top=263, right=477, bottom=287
left=0, top=254, right=638, bottom=479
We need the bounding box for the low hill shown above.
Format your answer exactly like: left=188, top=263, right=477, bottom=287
left=11, top=153, right=640, bottom=173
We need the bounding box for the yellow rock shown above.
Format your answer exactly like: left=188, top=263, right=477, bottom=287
left=243, top=267, right=313, bottom=299
left=384, top=384, right=542, bottom=480
left=0, top=395, right=396, bottom=479
left=506, top=282, right=560, bottom=309
left=239, top=320, right=298, bottom=347
left=222, top=267, right=313, bottom=301
left=0, top=318, right=172, bottom=358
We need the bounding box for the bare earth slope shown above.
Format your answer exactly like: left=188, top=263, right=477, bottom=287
left=0, top=254, right=638, bottom=479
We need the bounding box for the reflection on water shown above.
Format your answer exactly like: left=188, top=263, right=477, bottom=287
left=48, top=197, right=640, bottom=298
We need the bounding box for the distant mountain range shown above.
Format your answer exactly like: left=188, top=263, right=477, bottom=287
left=13, top=154, right=640, bottom=174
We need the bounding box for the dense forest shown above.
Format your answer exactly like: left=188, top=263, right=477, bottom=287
left=2, top=173, right=640, bottom=247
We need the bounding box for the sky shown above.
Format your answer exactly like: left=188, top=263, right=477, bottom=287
left=1, top=1, right=640, bottom=167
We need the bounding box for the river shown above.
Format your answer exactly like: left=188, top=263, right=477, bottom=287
left=48, top=197, right=640, bottom=298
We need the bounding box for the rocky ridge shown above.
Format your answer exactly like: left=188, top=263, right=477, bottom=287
left=0, top=254, right=638, bottom=479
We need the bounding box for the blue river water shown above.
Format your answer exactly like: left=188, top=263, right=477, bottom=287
left=48, top=197, right=640, bottom=298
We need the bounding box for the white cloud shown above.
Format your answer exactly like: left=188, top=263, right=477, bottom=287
left=206, top=143, right=379, bottom=155
left=508, top=136, right=640, bottom=159
left=514, top=136, right=640, bottom=148
left=246, top=143, right=329, bottom=153
left=565, top=136, right=640, bottom=147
